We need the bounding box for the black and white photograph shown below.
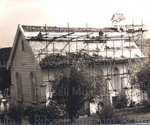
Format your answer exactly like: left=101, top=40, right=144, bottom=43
left=1, top=0, right=150, bottom=124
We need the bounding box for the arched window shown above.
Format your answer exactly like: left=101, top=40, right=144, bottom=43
left=16, top=72, right=22, bottom=101
left=113, top=67, right=120, bottom=91
left=30, top=72, right=37, bottom=102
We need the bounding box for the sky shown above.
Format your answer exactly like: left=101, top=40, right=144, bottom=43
left=0, top=0, right=150, bottom=47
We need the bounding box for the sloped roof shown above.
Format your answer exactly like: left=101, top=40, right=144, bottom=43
left=111, top=13, right=125, bottom=22
left=22, top=25, right=144, bottom=60
left=7, top=25, right=23, bottom=69
left=7, top=24, right=145, bottom=68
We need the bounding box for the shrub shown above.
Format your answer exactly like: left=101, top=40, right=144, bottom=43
left=97, top=104, right=114, bottom=124
left=115, top=95, right=128, bottom=109
left=28, top=103, right=61, bottom=125
left=112, top=111, right=128, bottom=124
left=23, top=105, right=34, bottom=116
left=127, top=101, right=136, bottom=108
left=96, top=104, right=127, bottom=124
left=8, top=102, right=25, bottom=123
left=142, top=100, right=150, bottom=108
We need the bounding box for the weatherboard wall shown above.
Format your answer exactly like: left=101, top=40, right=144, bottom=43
left=10, top=31, right=44, bottom=104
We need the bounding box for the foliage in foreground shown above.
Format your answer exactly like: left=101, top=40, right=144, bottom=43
left=52, top=66, right=92, bottom=122
left=132, top=64, right=150, bottom=100
left=28, top=102, right=61, bottom=125
left=8, top=102, right=25, bottom=123
left=8, top=101, right=62, bottom=124
left=96, top=104, right=130, bottom=124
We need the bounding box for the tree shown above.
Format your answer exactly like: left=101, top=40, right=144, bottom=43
left=132, top=64, right=150, bottom=99
left=0, top=67, right=11, bottom=95
left=0, top=47, right=11, bottom=94
left=52, top=66, right=92, bottom=122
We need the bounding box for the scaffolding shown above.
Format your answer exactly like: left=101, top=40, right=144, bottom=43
left=23, top=16, right=147, bottom=108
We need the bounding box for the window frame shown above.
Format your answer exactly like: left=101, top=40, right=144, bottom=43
left=30, top=71, right=37, bottom=103
left=15, top=72, right=22, bottom=101
left=113, top=67, right=120, bottom=91
left=21, top=40, right=25, bottom=51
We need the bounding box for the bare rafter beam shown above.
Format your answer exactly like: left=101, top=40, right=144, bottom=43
left=60, top=42, right=70, bottom=54
left=59, top=33, right=94, bottom=53
left=71, top=32, right=93, bottom=40
left=83, top=38, right=130, bottom=43
left=36, top=32, right=74, bottom=58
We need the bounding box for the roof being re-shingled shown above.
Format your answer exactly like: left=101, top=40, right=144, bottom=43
left=7, top=24, right=146, bottom=68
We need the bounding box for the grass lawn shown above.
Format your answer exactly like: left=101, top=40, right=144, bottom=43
left=11, top=106, right=150, bottom=125
left=119, top=106, right=150, bottom=124
left=72, top=106, right=150, bottom=124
